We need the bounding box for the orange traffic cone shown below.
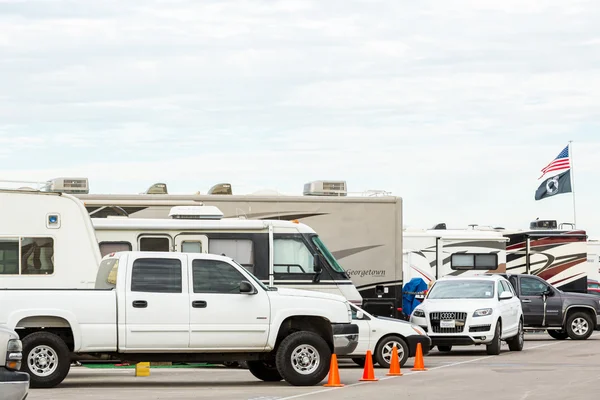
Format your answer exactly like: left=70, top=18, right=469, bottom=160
left=386, top=345, right=403, bottom=376
left=323, top=354, right=344, bottom=387
left=411, top=343, right=428, bottom=371
left=360, top=350, right=378, bottom=381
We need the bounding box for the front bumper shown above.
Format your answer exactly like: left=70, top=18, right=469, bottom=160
left=410, top=314, right=497, bottom=346
left=332, top=323, right=359, bottom=356
left=406, top=334, right=432, bottom=357
left=0, top=367, right=29, bottom=400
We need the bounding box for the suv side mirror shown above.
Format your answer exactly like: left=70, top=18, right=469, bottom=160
left=499, top=291, right=513, bottom=300
left=240, top=280, right=255, bottom=294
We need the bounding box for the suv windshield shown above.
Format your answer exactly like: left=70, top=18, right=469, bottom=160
left=427, top=280, right=495, bottom=299
left=311, top=235, right=345, bottom=273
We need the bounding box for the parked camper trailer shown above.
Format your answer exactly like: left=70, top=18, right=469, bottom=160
left=587, top=239, right=600, bottom=283
left=91, top=206, right=364, bottom=305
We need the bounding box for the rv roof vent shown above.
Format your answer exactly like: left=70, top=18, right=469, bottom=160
left=530, top=219, right=558, bottom=230
left=432, top=223, right=447, bottom=230
left=208, top=183, right=232, bottom=195
left=145, top=183, right=168, bottom=194
left=42, top=177, right=89, bottom=194
left=168, top=206, right=224, bottom=220
left=303, top=180, right=347, bottom=196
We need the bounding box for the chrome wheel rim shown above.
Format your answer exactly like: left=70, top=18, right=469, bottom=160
left=571, top=317, right=589, bottom=336
left=28, top=345, right=58, bottom=377
left=290, top=344, right=320, bottom=375
left=382, top=341, right=404, bottom=365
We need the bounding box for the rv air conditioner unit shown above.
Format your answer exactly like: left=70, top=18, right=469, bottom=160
left=145, top=183, right=168, bottom=195
left=208, top=183, right=232, bottom=195
left=303, top=180, right=347, bottom=196
left=530, top=219, right=558, bottom=230
left=169, top=206, right=224, bottom=220
left=43, top=177, right=89, bottom=194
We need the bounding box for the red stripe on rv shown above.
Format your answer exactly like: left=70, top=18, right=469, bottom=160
left=538, top=259, right=587, bottom=281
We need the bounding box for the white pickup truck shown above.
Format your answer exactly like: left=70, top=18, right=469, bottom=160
left=0, top=251, right=359, bottom=388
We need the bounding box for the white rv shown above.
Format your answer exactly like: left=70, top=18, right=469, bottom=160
left=0, top=189, right=102, bottom=289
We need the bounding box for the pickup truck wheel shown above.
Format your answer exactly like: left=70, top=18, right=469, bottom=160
left=275, top=331, right=331, bottom=386
left=486, top=321, right=502, bottom=355
left=21, top=331, right=71, bottom=388
left=374, top=335, right=409, bottom=369
left=547, top=329, right=569, bottom=340
left=507, top=319, right=524, bottom=351
left=566, top=312, right=594, bottom=340
left=247, top=360, right=282, bottom=382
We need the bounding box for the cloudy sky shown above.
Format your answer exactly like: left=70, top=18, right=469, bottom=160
left=1, top=0, right=599, bottom=236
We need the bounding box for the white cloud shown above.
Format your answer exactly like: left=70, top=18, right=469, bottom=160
left=0, top=0, right=599, bottom=238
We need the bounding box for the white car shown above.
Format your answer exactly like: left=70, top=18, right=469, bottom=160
left=409, top=275, right=524, bottom=355
left=341, top=304, right=431, bottom=368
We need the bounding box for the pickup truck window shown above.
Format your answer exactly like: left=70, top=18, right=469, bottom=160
left=131, top=258, right=182, bottom=293
left=519, top=277, right=548, bottom=296
left=192, top=259, right=248, bottom=293
left=428, top=280, right=495, bottom=299
left=450, top=253, right=498, bottom=271
left=0, top=237, right=54, bottom=275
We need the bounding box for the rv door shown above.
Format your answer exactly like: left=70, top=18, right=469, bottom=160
left=174, top=234, right=209, bottom=254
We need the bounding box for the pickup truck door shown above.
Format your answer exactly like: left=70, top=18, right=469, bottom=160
left=516, top=276, right=547, bottom=326
left=542, top=287, right=563, bottom=326
left=124, top=254, right=190, bottom=350
left=188, top=258, right=271, bottom=350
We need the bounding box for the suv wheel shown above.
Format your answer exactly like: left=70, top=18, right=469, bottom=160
left=507, top=319, right=524, bottom=351
left=486, top=321, right=502, bottom=355
left=566, top=312, right=594, bottom=340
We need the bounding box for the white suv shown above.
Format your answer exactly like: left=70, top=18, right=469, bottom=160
left=409, top=275, right=524, bottom=355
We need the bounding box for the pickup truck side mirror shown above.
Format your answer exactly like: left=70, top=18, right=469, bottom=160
left=240, top=281, right=255, bottom=294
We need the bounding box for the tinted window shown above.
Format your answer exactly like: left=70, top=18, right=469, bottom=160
left=428, top=280, right=495, bottom=299
left=519, top=277, right=548, bottom=296
left=192, top=259, right=248, bottom=293
left=99, top=242, right=132, bottom=257
left=139, top=237, right=170, bottom=252
left=0, top=237, right=54, bottom=275
left=450, top=253, right=498, bottom=270
left=131, top=258, right=182, bottom=293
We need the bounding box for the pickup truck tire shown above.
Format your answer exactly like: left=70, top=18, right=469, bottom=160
left=20, top=331, right=71, bottom=388
left=547, top=329, right=569, bottom=340
left=566, top=312, right=594, bottom=340
left=247, top=360, right=283, bottom=382
left=275, top=331, right=331, bottom=386
left=486, top=321, right=502, bottom=355
left=507, top=319, right=524, bottom=351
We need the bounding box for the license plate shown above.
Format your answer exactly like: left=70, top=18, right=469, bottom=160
left=440, top=320, right=456, bottom=328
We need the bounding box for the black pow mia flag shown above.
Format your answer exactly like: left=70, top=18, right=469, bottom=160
left=535, top=170, right=572, bottom=201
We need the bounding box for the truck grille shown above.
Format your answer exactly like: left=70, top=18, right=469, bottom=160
left=429, top=311, right=467, bottom=334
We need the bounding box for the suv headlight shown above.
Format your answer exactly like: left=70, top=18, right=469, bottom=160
left=473, top=308, right=493, bottom=317
left=413, top=309, right=425, bottom=318
left=6, top=339, right=23, bottom=370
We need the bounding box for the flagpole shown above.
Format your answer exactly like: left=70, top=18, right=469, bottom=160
left=569, top=140, right=577, bottom=228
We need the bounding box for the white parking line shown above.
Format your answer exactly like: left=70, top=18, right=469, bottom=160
left=276, top=341, right=566, bottom=400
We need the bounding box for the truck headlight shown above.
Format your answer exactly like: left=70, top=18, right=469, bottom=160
left=413, top=309, right=425, bottom=318
left=473, top=308, right=493, bottom=317
left=6, top=339, right=22, bottom=370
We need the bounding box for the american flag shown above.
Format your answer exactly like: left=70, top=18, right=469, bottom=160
left=539, top=145, right=570, bottom=179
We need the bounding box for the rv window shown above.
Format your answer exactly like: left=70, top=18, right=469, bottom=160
left=273, top=238, right=315, bottom=274
left=450, top=253, right=498, bottom=270
left=181, top=241, right=202, bottom=253
left=192, top=259, right=248, bottom=293
left=99, top=242, right=132, bottom=257
left=139, top=237, right=171, bottom=252
left=0, top=238, right=19, bottom=275
left=131, top=258, right=182, bottom=293
left=208, top=239, right=254, bottom=272
left=21, top=238, right=54, bottom=275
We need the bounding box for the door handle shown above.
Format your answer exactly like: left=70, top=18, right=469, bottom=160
left=521, top=299, right=531, bottom=303
left=132, top=300, right=147, bottom=308
left=192, top=300, right=207, bottom=308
